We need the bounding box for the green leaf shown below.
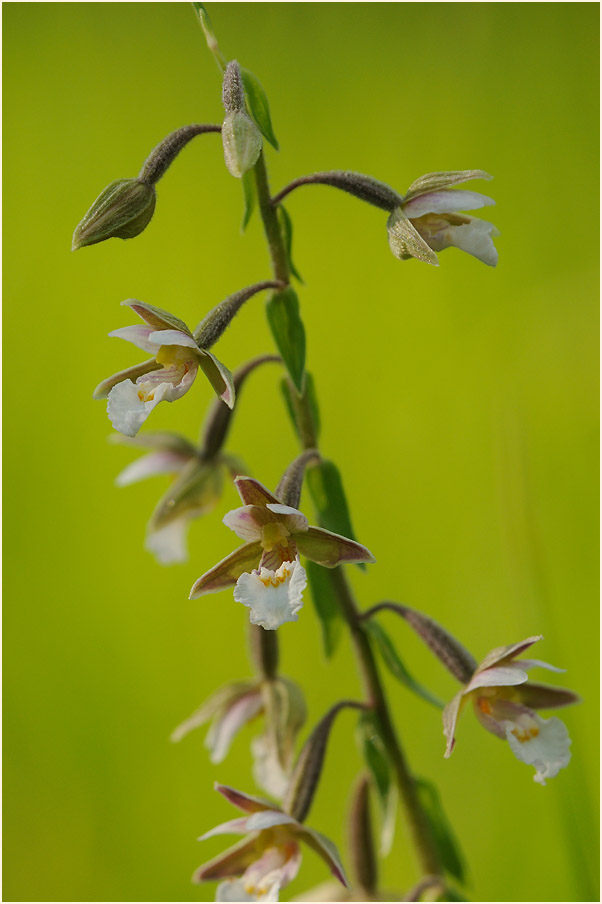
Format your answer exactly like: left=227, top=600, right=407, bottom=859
left=364, top=620, right=444, bottom=710
left=277, top=205, right=303, bottom=283
left=306, top=460, right=364, bottom=569
left=280, top=372, right=320, bottom=448
left=240, top=67, right=279, bottom=150
left=241, top=170, right=256, bottom=231
left=265, top=287, right=305, bottom=392
left=306, top=560, right=344, bottom=658
left=438, top=888, right=468, bottom=902
left=356, top=711, right=397, bottom=855
left=415, top=777, right=467, bottom=884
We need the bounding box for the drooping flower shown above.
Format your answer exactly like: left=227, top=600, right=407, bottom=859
left=93, top=299, right=234, bottom=437
left=443, top=635, right=579, bottom=784
left=171, top=677, right=306, bottom=799
left=189, top=476, right=375, bottom=630
left=387, top=170, right=499, bottom=267
left=194, top=783, right=347, bottom=902
left=112, top=430, right=243, bottom=564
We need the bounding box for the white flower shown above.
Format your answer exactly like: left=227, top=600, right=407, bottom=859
left=234, top=558, right=307, bottom=630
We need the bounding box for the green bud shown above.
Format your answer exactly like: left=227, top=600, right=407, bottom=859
left=72, top=178, right=155, bottom=250
left=222, top=110, right=262, bottom=178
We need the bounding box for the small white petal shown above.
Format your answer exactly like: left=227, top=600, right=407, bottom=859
left=252, top=735, right=290, bottom=799
left=504, top=714, right=572, bottom=785
left=148, top=329, right=200, bottom=349
left=107, top=380, right=171, bottom=437
left=217, top=879, right=267, bottom=902
left=234, top=559, right=307, bottom=630
left=115, top=450, right=189, bottom=486
left=265, top=503, right=309, bottom=533
left=108, top=325, right=157, bottom=352
left=443, top=217, right=499, bottom=267
left=207, top=693, right=263, bottom=764
left=403, top=189, right=495, bottom=219
left=145, top=517, right=189, bottom=565
left=223, top=506, right=266, bottom=542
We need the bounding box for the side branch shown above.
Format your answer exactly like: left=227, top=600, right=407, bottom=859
left=271, top=171, right=403, bottom=212
left=139, top=123, right=222, bottom=184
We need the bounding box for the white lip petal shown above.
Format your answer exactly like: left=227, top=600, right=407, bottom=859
left=504, top=714, right=572, bottom=785
left=107, top=379, right=171, bottom=436
left=445, top=217, right=499, bottom=267
left=145, top=516, right=189, bottom=564
left=234, top=559, right=307, bottom=630
left=403, top=189, right=495, bottom=219
left=216, top=879, right=264, bottom=902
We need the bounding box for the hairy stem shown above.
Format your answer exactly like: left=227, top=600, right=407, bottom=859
left=253, top=146, right=442, bottom=878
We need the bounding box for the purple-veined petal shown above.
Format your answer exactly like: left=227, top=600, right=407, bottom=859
left=299, top=827, right=349, bottom=888
left=476, top=636, right=543, bottom=673
left=198, top=817, right=252, bottom=840
left=404, top=170, right=493, bottom=201
left=106, top=379, right=172, bottom=437
left=515, top=658, right=565, bottom=673
left=108, top=325, right=157, bottom=352
left=294, top=526, right=375, bottom=568
left=123, top=298, right=191, bottom=334
left=235, top=477, right=281, bottom=506
left=194, top=836, right=261, bottom=882
left=234, top=559, right=307, bottom=630
left=258, top=545, right=293, bottom=572
left=245, top=811, right=299, bottom=832
left=465, top=664, right=529, bottom=693
left=517, top=682, right=581, bottom=711
left=441, top=216, right=499, bottom=267
left=387, top=207, right=439, bottom=265
left=199, top=350, right=236, bottom=409
left=223, top=506, right=269, bottom=542
left=145, top=517, right=189, bottom=565
left=443, top=690, right=465, bottom=757
left=207, top=693, right=264, bottom=764
left=115, top=450, right=189, bottom=486
left=92, top=358, right=160, bottom=400
left=189, top=541, right=263, bottom=598
left=265, top=503, right=309, bottom=533
left=215, top=783, right=279, bottom=814
left=504, top=714, right=572, bottom=785
left=148, top=329, right=201, bottom=350
left=403, top=189, right=495, bottom=219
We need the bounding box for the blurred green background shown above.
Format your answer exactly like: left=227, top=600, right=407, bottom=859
left=4, top=3, right=599, bottom=902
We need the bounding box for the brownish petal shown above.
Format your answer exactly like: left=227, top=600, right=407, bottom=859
left=189, top=541, right=262, bottom=598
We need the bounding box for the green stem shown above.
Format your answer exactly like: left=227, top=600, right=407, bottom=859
left=253, top=146, right=442, bottom=879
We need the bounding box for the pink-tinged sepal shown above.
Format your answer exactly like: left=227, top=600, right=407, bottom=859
left=108, top=325, right=157, bottom=352
left=199, top=817, right=254, bottom=840
left=476, top=636, right=542, bottom=672
left=294, top=526, right=375, bottom=568
left=194, top=836, right=261, bottom=882
left=199, top=350, right=236, bottom=409
left=299, top=827, right=349, bottom=888
left=189, top=541, right=264, bottom=598
left=402, top=189, right=495, bottom=219
left=148, top=328, right=201, bottom=350
left=464, top=664, right=529, bottom=692
left=518, top=683, right=581, bottom=711
left=92, top=358, right=160, bottom=400
left=235, top=477, right=281, bottom=506
left=223, top=506, right=269, bottom=542
left=443, top=691, right=465, bottom=757
left=122, top=298, right=192, bottom=334
left=215, top=783, right=279, bottom=814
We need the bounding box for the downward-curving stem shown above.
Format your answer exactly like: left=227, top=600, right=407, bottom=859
left=252, top=147, right=442, bottom=879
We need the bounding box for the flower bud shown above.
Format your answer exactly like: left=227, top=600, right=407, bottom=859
left=349, top=775, right=377, bottom=895
left=222, top=110, right=262, bottom=178
left=72, top=178, right=156, bottom=250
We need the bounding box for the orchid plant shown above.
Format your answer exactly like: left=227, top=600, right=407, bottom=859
left=74, top=5, right=579, bottom=901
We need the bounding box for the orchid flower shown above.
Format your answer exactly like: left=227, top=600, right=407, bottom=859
left=189, top=477, right=375, bottom=630
left=93, top=299, right=235, bottom=437
left=443, top=635, right=579, bottom=784
left=112, top=430, right=244, bottom=564
left=388, top=170, right=499, bottom=267
left=195, top=783, right=348, bottom=902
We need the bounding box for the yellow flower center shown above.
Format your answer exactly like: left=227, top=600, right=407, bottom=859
left=261, top=521, right=291, bottom=552
left=258, top=564, right=292, bottom=587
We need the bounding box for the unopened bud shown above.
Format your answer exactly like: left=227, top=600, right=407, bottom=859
left=194, top=281, right=283, bottom=349
left=275, top=449, right=321, bottom=508
left=222, top=60, right=245, bottom=113
left=72, top=178, right=155, bottom=250
left=349, top=775, right=377, bottom=895
left=222, top=110, right=262, bottom=178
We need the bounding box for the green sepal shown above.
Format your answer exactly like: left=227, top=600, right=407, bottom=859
left=356, top=711, right=397, bottom=856
left=277, top=205, right=303, bottom=283
left=306, top=560, right=344, bottom=658
left=306, top=459, right=363, bottom=569
left=265, top=287, right=305, bottom=392
left=280, top=372, right=320, bottom=448
left=240, top=66, right=279, bottom=150
left=241, top=170, right=256, bottom=231
left=364, top=620, right=444, bottom=710
left=415, top=777, right=467, bottom=885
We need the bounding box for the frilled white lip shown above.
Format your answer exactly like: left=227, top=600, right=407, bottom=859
left=233, top=558, right=307, bottom=630
left=504, top=713, right=571, bottom=785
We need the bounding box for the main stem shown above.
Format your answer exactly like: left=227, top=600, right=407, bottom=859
left=253, top=150, right=442, bottom=878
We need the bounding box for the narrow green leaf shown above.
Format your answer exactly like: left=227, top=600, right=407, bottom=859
left=306, top=560, right=343, bottom=657
left=191, top=3, right=226, bottom=70
left=265, top=287, right=305, bottom=392
left=240, top=67, right=279, bottom=150
left=277, top=205, right=303, bottom=283
left=415, top=777, right=467, bottom=884
left=356, top=711, right=397, bottom=855
left=280, top=372, right=320, bottom=448
left=241, top=170, right=256, bottom=231
left=365, top=620, right=444, bottom=710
